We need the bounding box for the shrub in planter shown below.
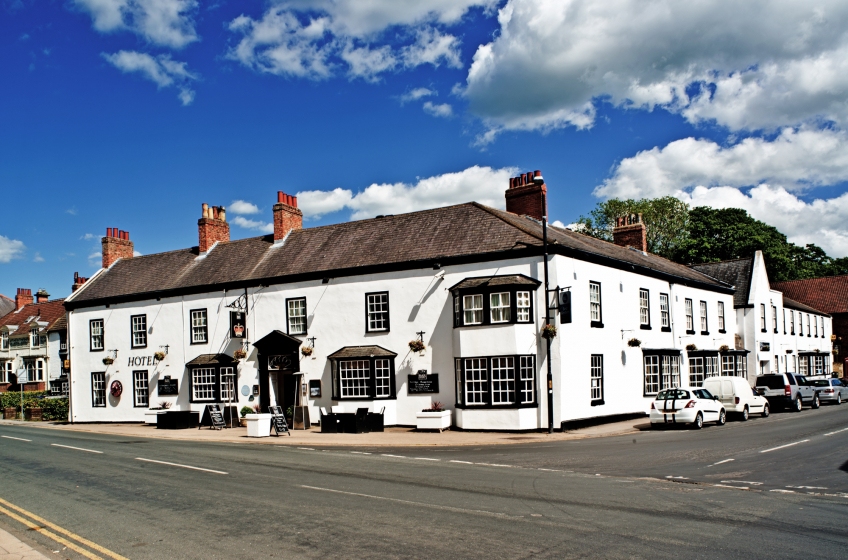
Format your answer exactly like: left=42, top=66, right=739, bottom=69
left=627, top=338, right=641, bottom=347
left=240, top=406, right=253, bottom=418
left=153, top=351, right=166, bottom=361
left=719, top=344, right=730, bottom=352
left=686, top=344, right=698, bottom=352
left=102, top=357, right=114, bottom=366
left=541, top=323, right=557, bottom=340
left=408, top=339, right=425, bottom=353
left=422, top=400, right=444, bottom=412
left=301, top=346, right=313, bottom=357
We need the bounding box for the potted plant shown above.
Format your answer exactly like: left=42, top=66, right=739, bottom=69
left=685, top=343, right=697, bottom=352
left=301, top=346, right=313, bottom=357
left=408, top=339, right=425, bottom=353
left=627, top=338, right=641, bottom=347
left=233, top=348, right=247, bottom=360
left=244, top=402, right=272, bottom=437
left=541, top=323, right=557, bottom=340
left=239, top=405, right=253, bottom=427
left=416, top=401, right=451, bottom=432
left=145, top=400, right=172, bottom=424
left=102, top=356, right=114, bottom=366
left=153, top=351, right=166, bottom=361
left=719, top=344, right=730, bottom=352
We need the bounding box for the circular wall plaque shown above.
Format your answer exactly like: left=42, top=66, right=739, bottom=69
left=110, top=380, right=123, bottom=397
left=241, top=385, right=250, bottom=396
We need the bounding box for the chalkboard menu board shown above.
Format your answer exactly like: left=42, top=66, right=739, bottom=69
left=205, top=404, right=225, bottom=430
left=408, top=371, right=439, bottom=394
left=271, top=414, right=290, bottom=436
left=158, top=376, right=178, bottom=396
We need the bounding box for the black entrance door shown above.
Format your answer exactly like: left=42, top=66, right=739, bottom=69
left=278, top=373, right=298, bottom=420
left=253, top=330, right=302, bottom=414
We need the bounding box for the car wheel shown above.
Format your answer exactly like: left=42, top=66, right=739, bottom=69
left=762, top=403, right=770, bottom=417
left=837, top=393, right=842, bottom=405
left=741, top=406, right=749, bottom=421
left=793, top=396, right=803, bottom=412
left=692, top=412, right=703, bottom=430
left=717, top=409, right=727, bottom=426
left=812, top=395, right=820, bottom=409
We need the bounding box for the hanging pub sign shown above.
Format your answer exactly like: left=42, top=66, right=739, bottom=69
left=408, top=370, right=439, bottom=394
left=230, top=311, right=246, bottom=339
left=558, top=290, right=572, bottom=324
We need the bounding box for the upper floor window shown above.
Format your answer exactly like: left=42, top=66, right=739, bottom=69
left=131, top=314, right=147, bottom=348
left=287, top=298, right=307, bottom=335
left=639, top=289, right=650, bottom=328
left=699, top=301, right=708, bottom=333
left=760, top=303, right=766, bottom=332
left=490, top=292, right=511, bottom=323
left=366, top=292, right=389, bottom=332
left=0, top=331, right=7, bottom=350
left=814, top=315, right=819, bottom=337
left=516, top=292, right=531, bottom=322
left=90, top=319, right=104, bottom=351
left=684, top=299, right=693, bottom=332
left=30, top=328, right=39, bottom=347
left=717, top=301, right=725, bottom=332
left=590, top=282, right=603, bottom=327
left=659, top=293, right=670, bottom=330
left=190, top=309, right=208, bottom=344
left=806, top=314, right=811, bottom=336
left=782, top=309, right=786, bottom=334
left=463, top=295, right=483, bottom=325
left=790, top=310, right=795, bottom=335
left=772, top=305, right=778, bottom=333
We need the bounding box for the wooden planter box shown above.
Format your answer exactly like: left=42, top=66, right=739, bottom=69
left=24, top=407, right=43, bottom=421
left=416, top=410, right=451, bottom=432
left=4, top=407, right=16, bottom=420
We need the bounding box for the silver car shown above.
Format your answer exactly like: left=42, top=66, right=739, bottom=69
left=811, top=378, right=848, bottom=405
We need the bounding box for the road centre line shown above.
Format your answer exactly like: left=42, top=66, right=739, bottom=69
left=708, top=458, right=734, bottom=467
left=414, top=457, right=440, bottom=461
left=787, top=485, right=828, bottom=490
left=760, top=439, right=809, bottom=453
left=51, top=443, right=103, bottom=454
left=0, top=497, right=129, bottom=560
left=350, top=451, right=371, bottom=455
left=713, top=484, right=749, bottom=490
left=300, top=485, right=521, bottom=519
left=721, top=480, right=763, bottom=485
left=1, top=435, right=32, bottom=442
left=381, top=454, right=406, bottom=458
left=135, top=458, right=227, bottom=475
left=449, top=460, right=474, bottom=464
left=823, top=427, right=848, bottom=437
left=297, top=447, right=314, bottom=450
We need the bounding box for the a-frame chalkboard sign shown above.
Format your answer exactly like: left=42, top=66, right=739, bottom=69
left=203, top=404, right=226, bottom=430
left=268, top=405, right=290, bottom=436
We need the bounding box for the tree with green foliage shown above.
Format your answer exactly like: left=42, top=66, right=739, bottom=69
left=575, top=196, right=690, bottom=260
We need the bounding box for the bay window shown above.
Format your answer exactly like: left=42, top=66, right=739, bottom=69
left=451, top=275, right=540, bottom=328
left=454, top=355, right=537, bottom=408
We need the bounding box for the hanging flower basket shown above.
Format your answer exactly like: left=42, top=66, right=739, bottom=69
left=685, top=344, right=697, bottom=352
left=233, top=348, right=247, bottom=360
left=408, top=339, right=426, bottom=353
left=153, top=351, right=166, bottom=361
left=102, top=357, right=114, bottom=366
left=301, top=346, right=313, bottom=357
left=719, top=344, right=730, bottom=352
left=541, top=323, right=557, bottom=340
left=627, top=338, right=641, bottom=347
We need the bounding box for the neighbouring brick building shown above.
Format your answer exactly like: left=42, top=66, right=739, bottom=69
left=772, top=275, right=848, bottom=376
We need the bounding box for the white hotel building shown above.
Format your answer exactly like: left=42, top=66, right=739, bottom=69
left=64, top=173, right=784, bottom=430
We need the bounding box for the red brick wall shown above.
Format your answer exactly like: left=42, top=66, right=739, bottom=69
left=505, top=184, right=547, bottom=221
left=101, top=236, right=134, bottom=268
left=15, top=288, right=33, bottom=310
left=198, top=218, right=230, bottom=253
left=833, top=312, right=848, bottom=374
left=274, top=202, right=303, bottom=241
left=612, top=223, right=647, bottom=252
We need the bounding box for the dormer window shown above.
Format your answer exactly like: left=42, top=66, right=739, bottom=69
left=1, top=331, right=8, bottom=350
left=30, top=328, right=39, bottom=347
left=450, top=275, right=541, bottom=328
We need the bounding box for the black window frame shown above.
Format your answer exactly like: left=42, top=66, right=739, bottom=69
left=190, top=308, right=208, bottom=345
left=188, top=365, right=240, bottom=404
left=717, top=300, right=726, bottom=333
left=684, top=298, right=695, bottom=335
left=642, top=350, right=682, bottom=396
left=760, top=303, right=767, bottom=333
left=590, top=354, right=604, bottom=406
left=639, top=288, right=651, bottom=330
left=330, top=356, right=397, bottom=400
left=91, top=372, right=106, bottom=407
left=286, top=297, right=308, bottom=336
left=451, top=285, right=537, bottom=329
left=772, top=305, right=778, bottom=334
left=130, top=314, right=147, bottom=349
left=659, top=293, right=671, bottom=332
left=132, top=370, right=149, bottom=408
left=589, top=281, right=603, bottom=328
left=89, top=319, right=104, bottom=352
left=699, top=300, right=709, bottom=335
left=365, top=292, right=390, bottom=333
left=454, top=355, right=537, bottom=409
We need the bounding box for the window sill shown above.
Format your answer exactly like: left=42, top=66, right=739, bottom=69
left=661, top=326, right=671, bottom=333
left=686, top=330, right=696, bottom=335
left=761, top=329, right=767, bottom=333
left=700, top=331, right=709, bottom=336
left=640, top=325, right=652, bottom=330
left=774, top=330, right=778, bottom=334
left=131, top=345, right=147, bottom=350
left=718, top=329, right=726, bottom=334
left=590, top=399, right=605, bottom=407
left=455, top=403, right=539, bottom=410
left=590, top=321, right=604, bottom=329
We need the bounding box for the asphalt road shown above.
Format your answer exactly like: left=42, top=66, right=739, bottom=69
left=0, top=404, right=846, bottom=559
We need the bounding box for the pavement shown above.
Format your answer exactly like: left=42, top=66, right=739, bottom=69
left=0, top=527, right=47, bottom=560
left=0, top=415, right=646, bottom=446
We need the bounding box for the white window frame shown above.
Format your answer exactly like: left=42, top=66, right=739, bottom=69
left=790, top=310, right=795, bottom=335
left=287, top=298, right=307, bottom=335
left=490, top=292, right=511, bottom=324
left=660, top=293, right=669, bottom=328
left=490, top=357, right=516, bottom=405
left=689, top=357, right=704, bottom=387
left=366, top=292, right=389, bottom=332
left=589, top=282, right=602, bottom=323
left=0, top=331, right=7, bottom=350
left=639, top=289, right=650, bottom=326
left=590, top=354, right=603, bottom=402
left=90, top=319, right=104, bottom=351
left=131, top=314, right=147, bottom=348
left=133, top=371, right=148, bottom=407
left=463, top=358, right=488, bottom=405
left=760, top=304, right=766, bottom=331
left=374, top=359, right=391, bottom=398
left=192, top=367, right=216, bottom=401
left=463, top=295, right=483, bottom=325
left=717, top=301, right=725, bottom=331
left=644, top=355, right=660, bottom=395
left=219, top=367, right=236, bottom=402
left=35, top=360, right=44, bottom=381
left=519, top=356, right=535, bottom=404
left=772, top=305, right=778, bottom=332
left=30, top=328, right=39, bottom=348
left=699, top=300, right=707, bottom=332
left=339, top=359, right=371, bottom=398
left=685, top=299, right=693, bottom=331
left=806, top=314, right=810, bottom=336
left=92, top=372, right=106, bottom=407
left=516, top=291, right=531, bottom=323
left=191, top=309, right=208, bottom=344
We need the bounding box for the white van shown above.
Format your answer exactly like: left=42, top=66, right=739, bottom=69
left=702, top=376, right=769, bottom=420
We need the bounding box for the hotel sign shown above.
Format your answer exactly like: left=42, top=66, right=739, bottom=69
left=128, top=355, right=161, bottom=367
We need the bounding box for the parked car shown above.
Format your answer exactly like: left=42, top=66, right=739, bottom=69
left=702, top=376, right=769, bottom=420
left=650, top=388, right=727, bottom=429
left=755, top=373, right=821, bottom=411
left=810, top=378, right=847, bottom=405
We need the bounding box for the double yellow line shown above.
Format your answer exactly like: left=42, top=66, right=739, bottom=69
left=0, top=497, right=128, bottom=560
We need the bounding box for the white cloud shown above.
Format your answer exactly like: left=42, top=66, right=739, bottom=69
left=423, top=101, right=453, bottom=118
left=229, top=200, right=260, bottom=215
left=103, top=50, right=198, bottom=105
left=74, top=0, right=199, bottom=49
left=32, top=252, right=45, bottom=263
left=232, top=216, right=274, bottom=234
left=81, top=233, right=98, bottom=240
left=66, top=207, right=78, bottom=215
left=399, top=87, right=436, bottom=104
left=297, top=165, right=516, bottom=220
left=0, top=236, right=26, bottom=263
left=464, top=0, right=848, bottom=136
left=226, top=1, right=493, bottom=80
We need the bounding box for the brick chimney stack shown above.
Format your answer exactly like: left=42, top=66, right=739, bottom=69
left=505, top=170, right=547, bottom=221
left=35, top=289, right=49, bottom=303
left=15, top=288, right=33, bottom=310
left=72, top=272, right=89, bottom=293
left=612, top=214, right=647, bottom=252
left=273, top=191, right=303, bottom=242
left=102, top=228, right=134, bottom=269
left=198, top=203, right=230, bottom=253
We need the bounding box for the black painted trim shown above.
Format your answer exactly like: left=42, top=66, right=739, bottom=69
left=132, top=370, right=149, bottom=408
left=454, top=354, right=538, bottom=409
left=188, top=364, right=239, bottom=404
left=130, top=314, right=147, bottom=349
left=285, top=297, right=307, bottom=336
left=91, top=372, right=106, bottom=407
left=365, top=291, right=390, bottom=333
left=455, top=287, right=535, bottom=328
left=89, top=319, right=104, bottom=352
left=639, top=288, right=651, bottom=330
left=330, top=355, right=397, bottom=400
left=686, top=329, right=696, bottom=335
left=591, top=321, right=604, bottom=329
left=590, top=281, right=603, bottom=327
left=640, top=325, right=652, bottom=330
left=189, top=308, right=208, bottom=345
left=661, top=326, right=672, bottom=332
left=590, top=399, right=605, bottom=406
left=718, top=329, right=726, bottom=334
left=700, top=331, right=709, bottom=336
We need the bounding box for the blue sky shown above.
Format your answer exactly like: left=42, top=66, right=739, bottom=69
left=3, top=0, right=848, bottom=301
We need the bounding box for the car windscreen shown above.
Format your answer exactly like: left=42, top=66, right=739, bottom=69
left=657, top=389, right=689, bottom=400
left=757, top=375, right=785, bottom=389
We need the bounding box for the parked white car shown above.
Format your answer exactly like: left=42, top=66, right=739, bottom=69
left=650, top=388, right=727, bottom=429
left=702, top=376, right=769, bottom=420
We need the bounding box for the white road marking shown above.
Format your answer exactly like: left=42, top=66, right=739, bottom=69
left=666, top=476, right=689, bottom=480
left=771, top=489, right=796, bottom=494
left=449, top=460, right=474, bottom=464
left=1, top=435, right=31, bottom=442
left=300, top=485, right=520, bottom=519
left=713, top=484, right=749, bottom=490
left=413, top=457, right=439, bottom=461
left=787, top=485, right=828, bottom=490
left=51, top=444, right=102, bottom=454
left=760, top=439, right=809, bottom=453
left=537, top=468, right=562, bottom=472
left=721, top=480, right=763, bottom=486
left=350, top=451, right=371, bottom=455
left=381, top=454, right=406, bottom=458
left=475, top=463, right=515, bottom=468
left=708, top=458, right=734, bottom=467
left=135, top=457, right=227, bottom=475
left=823, top=427, right=848, bottom=437
left=297, top=447, right=314, bottom=450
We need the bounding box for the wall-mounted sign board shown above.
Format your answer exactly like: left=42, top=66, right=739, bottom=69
left=408, top=371, right=439, bottom=394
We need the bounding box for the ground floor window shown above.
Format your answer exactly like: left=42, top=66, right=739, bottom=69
left=2, top=361, right=11, bottom=383
left=799, top=355, right=828, bottom=377
left=189, top=365, right=240, bottom=403
left=720, top=353, right=748, bottom=377
left=688, top=354, right=719, bottom=387
left=330, top=355, right=396, bottom=400
left=220, top=367, right=236, bottom=402
left=454, top=355, right=537, bottom=408
left=192, top=368, right=215, bottom=401
left=92, top=372, right=106, bottom=407
left=23, top=360, right=44, bottom=382
left=643, top=353, right=680, bottom=396
left=590, top=354, right=604, bottom=405
left=133, top=371, right=149, bottom=407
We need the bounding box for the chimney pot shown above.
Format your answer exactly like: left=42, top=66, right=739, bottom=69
left=102, top=226, right=134, bottom=268
left=505, top=168, right=548, bottom=221
left=273, top=191, right=303, bottom=242
left=277, top=191, right=284, bottom=203
left=15, top=288, right=34, bottom=310
left=292, top=196, right=298, bottom=208
left=612, top=214, right=648, bottom=252
left=198, top=203, right=230, bottom=252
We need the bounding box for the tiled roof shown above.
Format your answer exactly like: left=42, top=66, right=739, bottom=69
left=772, top=275, right=848, bottom=314
left=782, top=297, right=828, bottom=316
left=67, top=203, right=731, bottom=309
left=0, top=295, right=13, bottom=317
left=327, top=345, right=397, bottom=359
left=690, top=258, right=753, bottom=308
left=185, top=354, right=237, bottom=366
left=0, top=299, right=66, bottom=333
left=449, top=274, right=541, bottom=292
